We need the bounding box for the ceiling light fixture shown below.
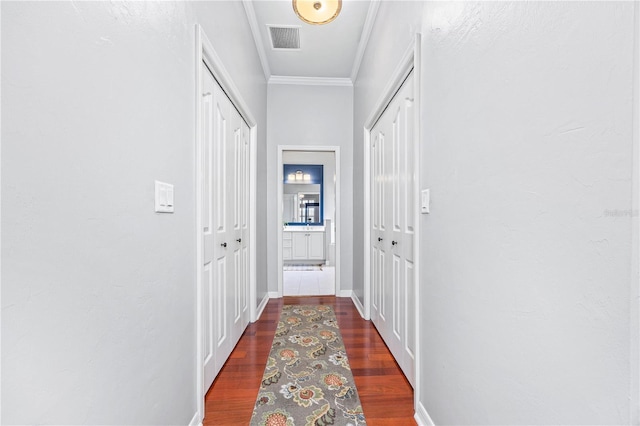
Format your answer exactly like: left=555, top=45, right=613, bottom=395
left=293, top=0, right=342, bottom=25
left=287, top=170, right=313, bottom=183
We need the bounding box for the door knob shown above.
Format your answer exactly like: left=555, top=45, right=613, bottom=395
left=392, top=240, right=398, bottom=245
left=221, top=242, right=227, bottom=248
left=236, top=238, right=242, bottom=243
left=378, top=237, right=383, bottom=242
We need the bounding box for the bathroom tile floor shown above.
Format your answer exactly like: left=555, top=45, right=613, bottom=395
left=283, top=266, right=335, bottom=296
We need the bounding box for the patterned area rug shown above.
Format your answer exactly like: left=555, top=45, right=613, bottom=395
left=250, top=305, right=366, bottom=426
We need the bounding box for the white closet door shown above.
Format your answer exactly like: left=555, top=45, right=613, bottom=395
left=201, top=61, right=218, bottom=391
left=370, top=71, right=416, bottom=387
left=240, top=120, right=250, bottom=330
left=201, top=62, right=249, bottom=391
left=230, top=115, right=250, bottom=343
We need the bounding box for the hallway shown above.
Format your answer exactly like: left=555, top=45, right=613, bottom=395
left=2, top=2, right=639, bottom=424
left=204, top=296, right=415, bottom=425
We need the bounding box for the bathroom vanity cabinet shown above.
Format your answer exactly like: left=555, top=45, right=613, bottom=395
left=283, top=229, right=325, bottom=262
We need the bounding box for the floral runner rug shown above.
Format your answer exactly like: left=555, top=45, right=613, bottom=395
left=250, top=305, right=366, bottom=426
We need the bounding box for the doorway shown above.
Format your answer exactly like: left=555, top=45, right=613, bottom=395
left=277, top=146, right=341, bottom=297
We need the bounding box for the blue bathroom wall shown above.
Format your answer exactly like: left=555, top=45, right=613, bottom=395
left=283, top=164, right=323, bottom=225
left=283, top=164, right=323, bottom=184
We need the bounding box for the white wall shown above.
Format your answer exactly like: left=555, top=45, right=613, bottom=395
left=1, top=1, right=266, bottom=424
left=632, top=3, right=640, bottom=421
left=267, top=84, right=353, bottom=293
left=418, top=2, right=637, bottom=423
left=355, top=1, right=639, bottom=424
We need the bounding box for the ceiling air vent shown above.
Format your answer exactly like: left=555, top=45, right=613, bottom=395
left=269, top=26, right=300, bottom=49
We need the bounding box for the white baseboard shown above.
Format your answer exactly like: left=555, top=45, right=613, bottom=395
left=351, top=293, right=365, bottom=319
left=255, top=293, right=270, bottom=321
left=268, top=291, right=280, bottom=298
left=414, top=401, right=435, bottom=426
left=337, top=289, right=352, bottom=298
left=188, top=411, right=202, bottom=426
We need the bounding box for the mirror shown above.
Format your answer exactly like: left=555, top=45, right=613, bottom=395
left=283, top=164, right=323, bottom=225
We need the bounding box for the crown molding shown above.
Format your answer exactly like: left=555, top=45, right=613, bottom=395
left=242, top=0, right=377, bottom=86
left=350, top=0, right=381, bottom=82
left=269, top=75, right=353, bottom=87
left=242, top=0, right=271, bottom=81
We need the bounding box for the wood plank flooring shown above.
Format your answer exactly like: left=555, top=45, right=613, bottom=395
left=204, top=296, right=416, bottom=425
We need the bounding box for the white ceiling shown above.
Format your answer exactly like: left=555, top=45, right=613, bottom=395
left=244, top=0, right=379, bottom=84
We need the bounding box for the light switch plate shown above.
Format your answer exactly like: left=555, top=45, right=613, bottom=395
left=421, top=189, right=430, bottom=214
left=155, top=181, right=174, bottom=213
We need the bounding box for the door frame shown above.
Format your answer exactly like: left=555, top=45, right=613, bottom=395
left=363, top=33, right=422, bottom=410
left=277, top=145, right=341, bottom=297
left=195, top=24, right=258, bottom=422
left=632, top=3, right=640, bottom=423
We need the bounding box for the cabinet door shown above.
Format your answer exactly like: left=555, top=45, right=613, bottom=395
left=308, top=233, right=325, bottom=260
left=283, top=232, right=293, bottom=260
left=292, top=233, right=308, bottom=259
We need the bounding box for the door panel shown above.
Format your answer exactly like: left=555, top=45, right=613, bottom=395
left=201, top=62, right=250, bottom=393
left=203, top=263, right=214, bottom=386
left=240, top=121, right=250, bottom=321
left=393, top=254, right=401, bottom=340
left=229, top=109, right=243, bottom=344
left=404, top=259, right=416, bottom=381
left=370, top=71, right=416, bottom=387
left=213, top=77, right=232, bottom=376
left=371, top=246, right=379, bottom=320
left=379, top=250, right=386, bottom=322
left=201, top=63, right=218, bottom=389
left=392, top=107, right=401, bottom=233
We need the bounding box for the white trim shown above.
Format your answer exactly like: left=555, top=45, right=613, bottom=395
left=363, top=126, right=371, bottom=321
left=337, top=290, right=351, bottom=298
left=351, top=292, right=366, bottom=319
left=194, top=25, right=205, bottom=424
left=277, top=145, right=341, bottom=298
left=195, top=24, right=258, bottom=423
left=250, top=126, right=258, bottom=323
left=350, top=0, right=381, bottom=82
left=188, top=411, right=202, bottom=426
left=363, top=34, right=422, bottom=416
left=242, top=0, right=271, bottom=81
left=242, top=0, right=379, bottom=84
left=0, top=2, right=3, bottom=419
left=256, top=293, right=271, bottom=321
left=412, top=33, right=423, bottom=416
left=269, top=75, right=353, bottom=87
left=631, top=2, right=640, bottom=424
left=268, top=291, right=280, bottom=299
left=277, top=148, right=284, bottom=297
left=199, top=34, right=257, bottom=128
left=364, top=41, right=416, bottom=128
left=414, top=401, right=436, bottom=426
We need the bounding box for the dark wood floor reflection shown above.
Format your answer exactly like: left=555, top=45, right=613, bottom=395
left=204, top=296, right=416, bottom=425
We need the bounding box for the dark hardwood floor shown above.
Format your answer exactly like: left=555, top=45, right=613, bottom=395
left=204, top=296, right=416, bottom=425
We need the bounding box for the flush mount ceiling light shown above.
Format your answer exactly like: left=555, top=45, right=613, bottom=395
left=293, top=0, right=342, bottom=25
